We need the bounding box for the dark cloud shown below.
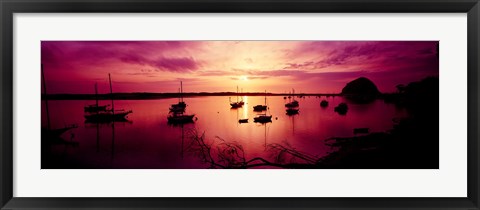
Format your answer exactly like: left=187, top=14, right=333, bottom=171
left=42, top=41, right=203, bottom=73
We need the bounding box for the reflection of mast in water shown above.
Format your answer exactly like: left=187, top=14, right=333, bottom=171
left=95, top=83, right=100, bottom=153
left=109, top=74, right=115, bottom=164
left=111, top=121, right=115, bottom=163
left=181, top=123, right=185, bottom=159
left=264, top=123, right=271, bottom=149
left=96, top=119, right=100, bottom=153
left=292, top=114, right=295, bottom=135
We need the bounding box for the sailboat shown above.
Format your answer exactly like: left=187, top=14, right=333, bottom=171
left=253, top=90, right=268, bottom=112
left=285, top=89, right=299, bottom=115
left=253, top=113, right=272, bottom=123
left=169, top=81, right=187, bottom=113
left=84, top=83, right=109, bottom=113
left=230, top=86, right=243, bottom=108
left=253, top=90, right=272, bottom=123
left=84, top=74, right=132, bottom=122
left=167, top=81, right=195, bottom=124
left=285, top=89, right=299, bottom=108
left=41, top=64, right=77, bottom=140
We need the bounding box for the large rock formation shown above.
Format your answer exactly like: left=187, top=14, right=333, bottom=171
left=341, top=77, right=380, bottom=95
left=341, top=77, right=380, bottom=103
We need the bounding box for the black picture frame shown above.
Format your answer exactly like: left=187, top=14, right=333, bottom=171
left=1, top=0, right=479, bottom=209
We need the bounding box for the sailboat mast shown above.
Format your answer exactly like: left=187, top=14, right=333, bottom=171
left=108, top=73, right=114, bottom=114
left=180, top=81, right=183, bottom=103
left=264, top=90, right=267, bottom=105
left=236, top=86, right=239, bottom=102
left=41, top=64, right=51, bottom=130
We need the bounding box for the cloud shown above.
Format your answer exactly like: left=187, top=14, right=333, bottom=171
left=121, top=55, right=200, bottom=72
left=233, top=69, right=307, bottom=77
left=42, top=41, right=204, bottom=73
left=281, top=41, right=439, bottom=73
left=230, top=76, right=268, bottom=80
left=196, top=70, right=231, bottom=76
left=153, top=57, right=199, bottom=72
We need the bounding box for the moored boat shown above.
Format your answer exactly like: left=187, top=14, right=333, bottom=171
left=254, top=114, right=272, bottom=123
left=238, top=118, right=248, bottom=123
left=84, top=83, right=109, bottom=113
left=230, top=102, right=243, bottom=108
left=334, top=103, right=348, bottom=115
left=285, top=100, right=299, bottom=108
left=84, top=74, right=132, bottom=122
left=253, top=90, right=268, bottom=112
left=230, top=86, right=243, bottom=109
left=253, top=105, right=267, bottom=111
left=170, top=82, right=187, bottom=113
left=285, top=89, right=299, bottom=108
left=320, top=100, right=329, bottom=107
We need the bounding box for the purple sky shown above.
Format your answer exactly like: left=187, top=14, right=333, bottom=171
left=41, top=41, right=439, bottom=94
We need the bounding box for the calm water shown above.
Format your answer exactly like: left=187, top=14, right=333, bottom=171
left=42, top=96, right=407, bottom=169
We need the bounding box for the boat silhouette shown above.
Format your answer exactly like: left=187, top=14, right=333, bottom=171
left=254, top=114, right=272, bottom=123
left=169, top=81, right=187, bottom=113
left=230, top=86, right=244, bottom=108
left=253, top=90, right=268, bottom=112
left=167, top=81, right=195, bottom=124
left=84, top=74, right=132, bottom=122
left=334, top=103, right=348, bottom=115
left=84, top=83, right=109, bottom=113
left=285, top=89, right=299, bottom=108
left=320, top=100, right=329, bottom=107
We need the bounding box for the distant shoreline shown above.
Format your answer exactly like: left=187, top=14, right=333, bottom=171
left=41, top=92, right=398, bottom=100
left=42, top=92, right=341, bottom=100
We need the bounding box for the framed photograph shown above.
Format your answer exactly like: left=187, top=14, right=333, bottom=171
left=1, top=0, right=479, bottom=209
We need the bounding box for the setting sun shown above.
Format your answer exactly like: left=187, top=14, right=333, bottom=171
left=240, top=75, right=248, bottom=81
